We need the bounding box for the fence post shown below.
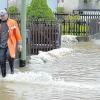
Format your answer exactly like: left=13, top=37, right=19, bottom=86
left=20, top=0, right=26, bottom=67
left=57, top=23, right=61, bottom=47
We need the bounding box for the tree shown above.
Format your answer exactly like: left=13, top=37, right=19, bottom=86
left=27, top=0, right=54, bottom=20
left=57, top=7, right=64, bottom=13
left=7, top=6, right=18, bottom=14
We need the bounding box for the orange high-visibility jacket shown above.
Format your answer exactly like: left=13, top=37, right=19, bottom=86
left=7, top=18, right=22, bottom=58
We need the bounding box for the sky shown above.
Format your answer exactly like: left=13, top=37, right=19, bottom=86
left=47, top=0, right=57, bottom=12
left=0, top=0, right=8, bottom=9
left=27, top=0, right=57, bottom=12
left=0, top=0, right=57, bottom=12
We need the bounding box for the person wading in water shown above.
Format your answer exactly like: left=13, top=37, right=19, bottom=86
left=0, top=9, right=22, bottom=78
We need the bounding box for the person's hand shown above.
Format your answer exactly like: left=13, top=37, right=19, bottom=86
left=18, top=44, right=22, bottom=52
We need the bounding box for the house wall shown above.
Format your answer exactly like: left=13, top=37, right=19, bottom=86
left=58, top=0, right=79, bottom=13
left=58, top=0, right=100, bottom=13
left=79, top=0, right=100, bottom=9
left=58, top=0, right=64, bottom=7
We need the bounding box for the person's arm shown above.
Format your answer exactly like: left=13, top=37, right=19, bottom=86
left=13, top=20, right=22, bottom=51
left=14, top=20, right=22, bottom=42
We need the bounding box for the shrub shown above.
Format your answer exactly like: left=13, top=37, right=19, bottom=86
left=8, top=6, right=18, bottom=14
left=27, top=0, right=54, bottom=21
left=57, top=7, right=64, bottom=13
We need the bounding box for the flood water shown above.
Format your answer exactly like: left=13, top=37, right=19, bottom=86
left=0, top=37, right=100, bottom=100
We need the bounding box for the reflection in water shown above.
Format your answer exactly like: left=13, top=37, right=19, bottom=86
left=0, top=35, right=100, bottom=100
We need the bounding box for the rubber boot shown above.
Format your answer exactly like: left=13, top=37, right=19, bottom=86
left=9, top=58, right=14, bottom=74
left=1, top=60, right=6, bottom=78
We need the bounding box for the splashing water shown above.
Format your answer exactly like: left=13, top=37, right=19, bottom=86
left=91, top=39, right=100, bottom=46
left=1, top=71, right=100, bottom=90
left=0, top=35, right=100, bottom=100
left=61, top=35, right=78, bottom=47
left=29, top=48, right=73, bottom=64
left=90, top=32, right=100, bottom=46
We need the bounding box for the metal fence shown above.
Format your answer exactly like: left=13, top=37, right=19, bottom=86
left=55, top=9, right=100, bottom=36
left=61, top=19, right=87, bottom=36
left=74, top=9, right=100, bottom=36
left=28, top=20, right=61, bottom=54
left=9, top=10, right=100, bottom=37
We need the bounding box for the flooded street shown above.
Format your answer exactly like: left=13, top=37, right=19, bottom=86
left=0, top=37, right=100, bottom=100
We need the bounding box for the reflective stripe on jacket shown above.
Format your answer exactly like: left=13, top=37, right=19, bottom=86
left=7, top=18, right=22, bottom=58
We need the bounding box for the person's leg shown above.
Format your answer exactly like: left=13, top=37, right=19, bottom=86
left=7, top=49, right=14, bottom=74
left=1, top=57, right=6, bottom=77
left=0, top=48, right=7, bottom=77
left=8, top=57, right=14, bottom=74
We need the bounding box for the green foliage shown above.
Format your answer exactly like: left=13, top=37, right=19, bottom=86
left=27, top=0, right=54, bottom=20
left=57, top=7, right=64, bottom=13
left=61, top=15, right=88, bottom=36
left=62, top=23, right=88, bottom=36
left=7, top=6, right=18, bottom=14
left=84, top=0, right=91, bottom=3
left=66, top=15, right=80, bottom=20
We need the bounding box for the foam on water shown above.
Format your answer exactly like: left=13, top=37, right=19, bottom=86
left=61, top=35, right=78, bottom=42
left=1, top=71, right=100, bottom=90
left=29, top=35, right=77, bottom=64
left=61, top=35, right=78, bottom=47
left=30, top=47, right=73, bottom=64
left=91, top=39, right=100, bottom=46
left=90, top=32, right=100, bottom=46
